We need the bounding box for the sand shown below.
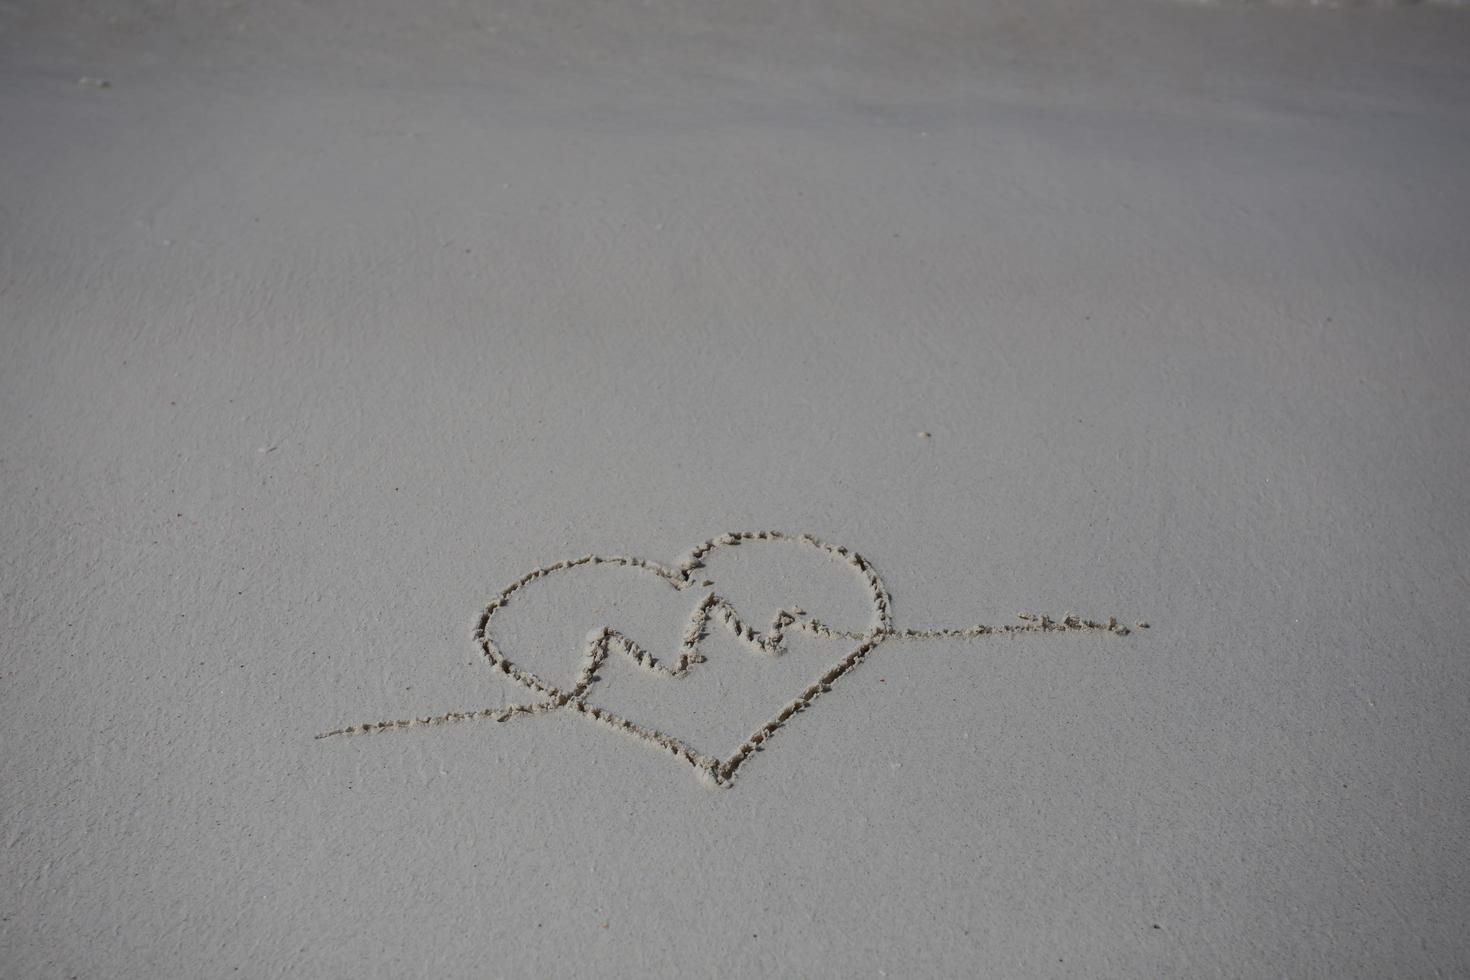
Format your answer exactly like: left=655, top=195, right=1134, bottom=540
left=3, top=0, right=1468, bottom=976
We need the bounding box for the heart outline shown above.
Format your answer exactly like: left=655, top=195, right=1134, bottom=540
left=472, top=531, right=894, bottom=787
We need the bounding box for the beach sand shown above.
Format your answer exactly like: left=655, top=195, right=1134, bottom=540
left=3, top=0, right=1468, bottom=975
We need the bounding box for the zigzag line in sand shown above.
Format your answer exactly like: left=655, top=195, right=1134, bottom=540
left=317, top=530, right=1146, bottom=787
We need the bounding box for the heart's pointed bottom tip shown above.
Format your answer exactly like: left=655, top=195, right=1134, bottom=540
left=697, top=765, right=734, bottom=790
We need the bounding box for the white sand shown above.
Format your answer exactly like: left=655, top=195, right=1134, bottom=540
left=3, top=0, right=1469, bottom=975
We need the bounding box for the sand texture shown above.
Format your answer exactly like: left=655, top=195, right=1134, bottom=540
left=3, top=0, right=1469, bottom=976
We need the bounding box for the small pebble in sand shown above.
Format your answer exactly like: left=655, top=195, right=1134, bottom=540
left=917, top=431, right=931, bottom=439
left=78, top=77, right=111, bottom=89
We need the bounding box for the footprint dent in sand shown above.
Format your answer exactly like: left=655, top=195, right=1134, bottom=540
left=318, top=531, right=1142, bottom=787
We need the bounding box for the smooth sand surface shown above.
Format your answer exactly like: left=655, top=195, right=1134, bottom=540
left=3, top=1, right=1468, bottom=976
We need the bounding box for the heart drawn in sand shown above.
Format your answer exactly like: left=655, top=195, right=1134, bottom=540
left=476, top=531, right=893, bottom=787
left=318, top=530, right=1139, bottom=787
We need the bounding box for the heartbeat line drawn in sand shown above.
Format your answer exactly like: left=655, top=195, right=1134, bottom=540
left=318, top=531, right=1145, bottom=787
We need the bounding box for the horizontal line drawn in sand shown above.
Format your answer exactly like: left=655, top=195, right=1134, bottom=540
left=318, top=531, right=1145, bottom=787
